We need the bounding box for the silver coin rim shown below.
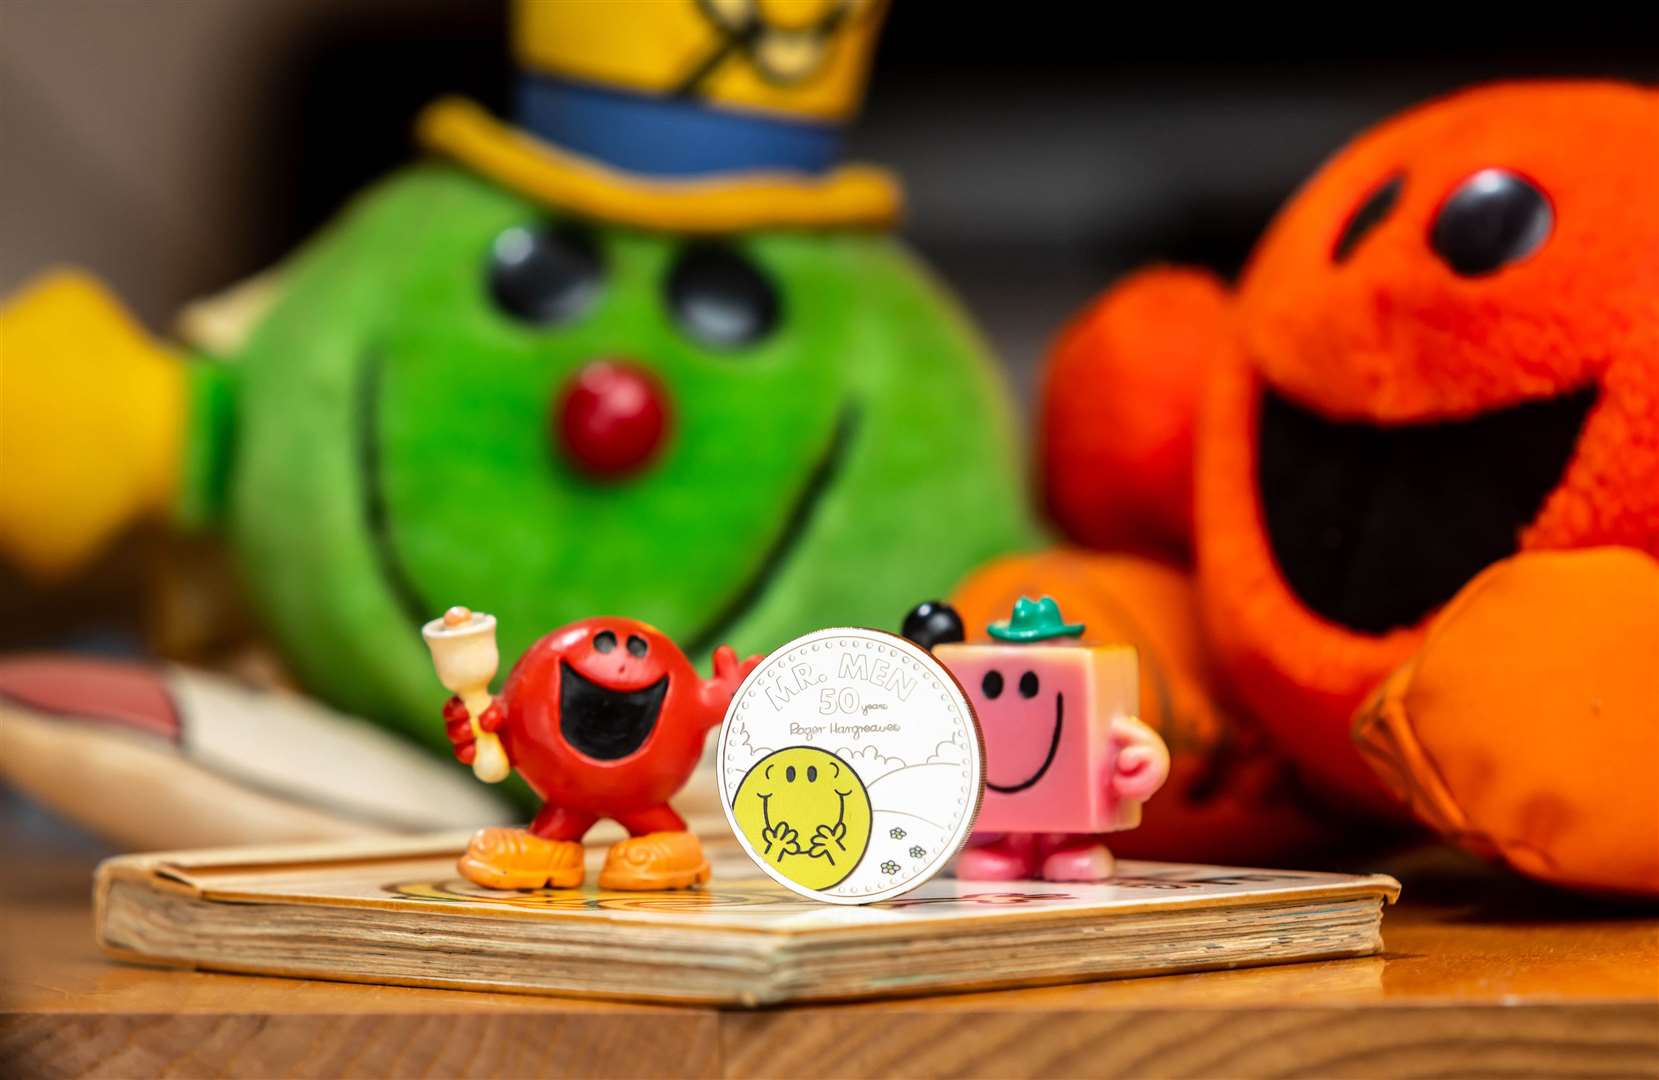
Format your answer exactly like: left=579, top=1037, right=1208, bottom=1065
left=716, top=626, right=985, bottom=905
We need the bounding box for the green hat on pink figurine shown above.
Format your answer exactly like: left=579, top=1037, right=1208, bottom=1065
left=986, top=596, right=1085, bottom=643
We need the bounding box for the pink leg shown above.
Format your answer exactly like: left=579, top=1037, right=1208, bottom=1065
left=956, top=832, right=1043, bottom=881
left=1038, top=834, right=1116, bottom=882
left=613, top=803, right=687, bottom=837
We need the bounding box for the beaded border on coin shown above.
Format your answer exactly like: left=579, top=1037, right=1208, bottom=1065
left=717, top=627, right=985, bottom=905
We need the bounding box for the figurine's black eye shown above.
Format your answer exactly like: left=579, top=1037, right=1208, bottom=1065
left=902, top=601, right=966, bottom=651
left=593, top=630, right=617, bottom=653
left=626, top=634, right=648, bottom=658
left=786, top=765, right=797, bottom=782
left=981, top=670, right=1004, bottom=699
left=807, top=765, right=818, bottom=782
left=488, top=223, right=603, bottom=325
left=1019, top=671, right=1040, bottom=699
left=1430, top=169, right=1552, bottom=277
left=1333, top=173, right=1403, bottom=263
left=666, top=244, right=779, bottom=349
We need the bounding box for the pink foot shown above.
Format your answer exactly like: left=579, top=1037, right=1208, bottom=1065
left=955, top=840, right=1039, bottom=881
left=1041, top=843, right=1115, bottom=882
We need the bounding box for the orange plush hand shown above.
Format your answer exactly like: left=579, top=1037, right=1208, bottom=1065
left=1354, top=548, right=1659, bottom=896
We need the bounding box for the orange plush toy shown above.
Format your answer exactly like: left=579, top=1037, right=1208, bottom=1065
left=966, top=82, right=1659, bottom=894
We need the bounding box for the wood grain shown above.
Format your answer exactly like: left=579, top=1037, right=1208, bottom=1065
left=3, top=1012, right=722, bottom=1080
left=3, top=826, right=1656, bottom=1078
left=720, top=1003, right=1658, bottom=1078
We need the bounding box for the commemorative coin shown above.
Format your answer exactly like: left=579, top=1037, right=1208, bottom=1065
left=717, top=627, right=984, bottom=904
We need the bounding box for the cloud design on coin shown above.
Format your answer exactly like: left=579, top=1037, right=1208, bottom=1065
left=927, top=731, right=967, bottom=766
left=838, top=744, right=907, bottom=783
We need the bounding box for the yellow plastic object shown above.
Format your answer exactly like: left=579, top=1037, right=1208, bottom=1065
left=517, top=0, right=888, bottom=122
left=416, top=97, right=901, bottom=234
left=0, top=270, right=185, bottom=580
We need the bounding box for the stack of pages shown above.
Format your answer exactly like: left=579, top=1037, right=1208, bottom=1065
left=97, top=833, right=1399, bottom=1006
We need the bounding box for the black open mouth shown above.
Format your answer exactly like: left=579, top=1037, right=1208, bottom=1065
left=357, top=351, right=859, bottom=651
left=357, top=352, right=439, bottom=630
left=558, top=661, right=667, bottom=761
left=986, top=694, right=1064, bottom=794
left=1257, top=382, right=1596, bottom=635
left=681, top=404, right=859, bottom=655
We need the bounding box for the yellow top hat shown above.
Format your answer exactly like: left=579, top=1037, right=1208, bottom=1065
left=418, top=0, right=900, bottom=233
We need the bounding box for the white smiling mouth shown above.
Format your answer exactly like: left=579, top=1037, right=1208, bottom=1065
left=986, top=693, right=1064, bottom=794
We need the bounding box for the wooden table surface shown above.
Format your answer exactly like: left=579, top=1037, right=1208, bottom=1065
left=2, top=821, right=1655, bottom=1078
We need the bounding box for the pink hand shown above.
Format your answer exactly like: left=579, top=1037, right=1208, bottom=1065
left=1108, top=717, right=1170, bottom=805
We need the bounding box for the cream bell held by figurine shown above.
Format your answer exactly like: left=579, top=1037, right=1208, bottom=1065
left=426, top=608, right=759, bottom=891
left=422, top=607, right=510, bottom=783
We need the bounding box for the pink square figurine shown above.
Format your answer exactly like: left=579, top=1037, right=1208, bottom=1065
left=934, top=596, right=1169, bottom=882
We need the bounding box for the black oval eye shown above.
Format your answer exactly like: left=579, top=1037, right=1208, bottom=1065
left=593, top=630, right=617, bottom=653
left=807, top=765, right=818, bottom=782
left=902, top=601, right=965, bottom=651
left=1019, top=671, right=1040, bottom=699
left=981, top=670, right=1004, bottom=700
left=1430, top=169, right=1552, bottom=277
left=786, top=765, right=797, bottom=783
left=488, top=223, right=603, bottom=325
left=1333, top=173, right=1403, bottom=263
left=666, top=244, right=779, bottom=349
left=626, top=634, right=648, bottom=658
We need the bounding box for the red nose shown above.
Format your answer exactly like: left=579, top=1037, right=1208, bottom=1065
left=555, top=360, right=670, bottom=479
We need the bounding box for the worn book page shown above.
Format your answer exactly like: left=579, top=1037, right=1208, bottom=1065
left=121, top=841, right=1399, bottom=935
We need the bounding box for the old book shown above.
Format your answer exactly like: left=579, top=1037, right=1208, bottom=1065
left=96, top=832, right=1400, bottom=1007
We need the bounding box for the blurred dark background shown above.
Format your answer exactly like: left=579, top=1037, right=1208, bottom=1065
left=6, top=2, right=1657, bottom=403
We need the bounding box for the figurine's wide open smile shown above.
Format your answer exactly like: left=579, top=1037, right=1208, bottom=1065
left=558, top=662, right=668, bottom=761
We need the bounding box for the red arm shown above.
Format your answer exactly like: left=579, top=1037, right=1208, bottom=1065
left=1040, top=266, right=1231, bottom=563
left=699, top=645, right=762, bottom=728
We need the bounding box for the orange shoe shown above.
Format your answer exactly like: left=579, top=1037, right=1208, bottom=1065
left=457, top=826, right=584, bottom=890
left=598, top=831, right=711, bottom=891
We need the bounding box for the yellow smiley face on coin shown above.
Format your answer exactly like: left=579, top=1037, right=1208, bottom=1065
left=731, top=746, right=872, bottom=891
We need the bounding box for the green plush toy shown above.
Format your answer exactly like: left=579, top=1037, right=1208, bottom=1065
left=218, top=167, right=1030, bottom=756
left=0, top=1, right=1035, bottom=836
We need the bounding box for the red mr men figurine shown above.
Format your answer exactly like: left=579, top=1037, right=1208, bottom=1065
left=439, top=615, right=759, bottom=891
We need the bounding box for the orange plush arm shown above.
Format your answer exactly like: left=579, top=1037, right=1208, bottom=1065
left=1354, top=547, right=1659, bottom=897
left=1039, top=267, right=1230, bottom=562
